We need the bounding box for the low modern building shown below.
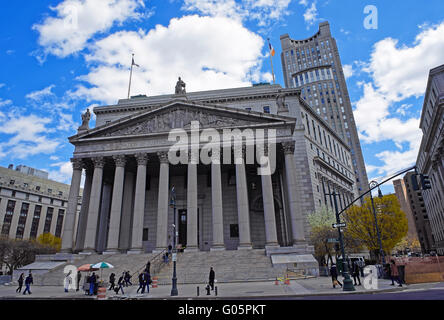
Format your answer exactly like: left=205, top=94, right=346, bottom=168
left=61, top=82, right=359, bottom=265
left=0, top=165, right=82, bottom=240
left=416, top=64, right=444, bottom=255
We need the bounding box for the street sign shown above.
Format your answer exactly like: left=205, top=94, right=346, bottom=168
left=332, top=222, right=346, bottom=228
left=172, top=253, right=177, bottom=262
left=327, top=238, right=339, bottom=243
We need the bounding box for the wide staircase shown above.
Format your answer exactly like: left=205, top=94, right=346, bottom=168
left=155, top=249, right=282, bottom=285
left=31, top=249, right=291, bottom=286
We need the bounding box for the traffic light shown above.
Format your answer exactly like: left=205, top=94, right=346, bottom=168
left=420, top=174, right=432, bottom=190
left=411, top=174, right=420, bottom=191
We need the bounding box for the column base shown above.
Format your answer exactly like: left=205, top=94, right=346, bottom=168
left=185, top=246, right=199, bottom=252
left=103, top=250, right=119, bottom=255
left=237, top=244, right=253, bottom=250
left=210, top=246, right=226, bottom=252
left=265, top=244, right=280, bottom=251
left=60, top=248, right=73, bottom=254
left=127, top=249, right=143, bottom=255
left=81, top=249, right=95, bottom=255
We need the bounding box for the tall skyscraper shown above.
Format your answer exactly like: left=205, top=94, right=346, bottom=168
left=280, top=21, right=369, bottom=194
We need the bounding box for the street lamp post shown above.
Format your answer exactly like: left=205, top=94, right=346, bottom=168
left=369, top=181, right=386, bottom=266
left=330, top=191, right=355, bottom=291
left=170, top=186, right=178, bottom=296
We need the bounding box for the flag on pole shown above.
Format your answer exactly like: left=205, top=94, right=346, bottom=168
left=268, top=38, right=276, bottom=57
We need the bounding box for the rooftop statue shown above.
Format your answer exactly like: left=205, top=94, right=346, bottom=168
left=175, top=77, right=186, bottom=95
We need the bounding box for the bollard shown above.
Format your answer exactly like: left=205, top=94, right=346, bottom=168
left=197, top=286, right=199, bottom=296
left=215, top=286, right=218, bottom=296
left=152, top=277, right=158, bottom=288
left=97, top=287, right=107, bottom=300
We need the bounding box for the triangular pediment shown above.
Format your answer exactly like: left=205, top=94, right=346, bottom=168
left=72, top=101, right=295, bottom=141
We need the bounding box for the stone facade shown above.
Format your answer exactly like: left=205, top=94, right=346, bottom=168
left=280, top=21, right=369, bottom=195
left=416, top=64, right=444, bottom=255
left=0, top=165, right=82, bottom=241
left=61, top=84, right=358, bottom=258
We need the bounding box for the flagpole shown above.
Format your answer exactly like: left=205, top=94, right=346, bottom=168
left=268, top=38, right=276, bottom=85
left=127, top=54, right=134, bottom=99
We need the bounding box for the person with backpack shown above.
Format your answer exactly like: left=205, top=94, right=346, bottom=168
left=16, top=273, right=24, bottom=293
left=109, top=273, right=116, bottom=291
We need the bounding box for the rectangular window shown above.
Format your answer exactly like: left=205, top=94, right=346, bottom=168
left=43, top=207, right=54, bottom=234
left=143, top=228, right=149, bottom=241
left=15, top=202, right=30, bottom=239
left=30, top=205, right=42, bottom=239
left=263, top=106, right=270, bottom=114
left=55, top=209, right=65, bottom=238
left=1, top=200, right=16, bottom=236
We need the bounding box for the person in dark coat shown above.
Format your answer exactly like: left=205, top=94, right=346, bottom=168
left=116, top=273, right=125, bottom=294
left=144, top=271, right=151, bottom=294
left=109, top=273, right=116, bottom=291
left=330, top=264, right=342, bottom=288
left=16, top=273, right=24, bottom=293
left=137, top=272, right=145, bottom=294
left=23, top=272, right=33, bottom=295
left=124, top=271, right=132, bottom=286
left=352, top=261, right=361, bottom=286
left=89, top=273, right=96, bottom=296
left=76, top=271, right=82, bottom=292
left=209, top=267, right=215, bottom=291
left=145, top=261, right=151, bottom=274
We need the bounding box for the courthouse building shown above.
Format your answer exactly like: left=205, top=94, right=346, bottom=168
left=61, top=83, right=358, bottom=256
left=416, top=64, right=444, bottom=255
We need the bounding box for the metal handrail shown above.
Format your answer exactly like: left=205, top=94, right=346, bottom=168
left=130, top=248, right=168, bottom=281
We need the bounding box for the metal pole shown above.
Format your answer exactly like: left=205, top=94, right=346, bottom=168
left=369, top=182, right=385, bottom=265
left=127, top=55, right=134, bottom=100
left=171, top=187, right=178, bottom=296
left=332, top=191, right=355, bottom=291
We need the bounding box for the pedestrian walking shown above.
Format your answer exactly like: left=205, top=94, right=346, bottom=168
left=144, top=271, right=151, bottom=294
left=124, top=271, right=132, bottom=286
left=76, top=271, right=82, bottom=292
left=116, top=274, right=125, bottom=295
left=109, top=273, right=116, bottom=291
left=145, top=261, right=151, bottom=274
left=89, top=272, right=96, bottom=296
left=390, top=260, right=402, bottom=287
left=137, top=272, right=145, bottom=294
left=352, top=261, right=361, bottom=286
left=330, top=264, right=342, bottom=288
left=16, top=273, right=24, bottom=293
left=209, top=267, right=215, bottom=291
left=23, top=272, right=33, bottom=295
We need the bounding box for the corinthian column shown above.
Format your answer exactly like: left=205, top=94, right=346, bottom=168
left=259, top=145, right=279, bottom=248
left=129, top=153, right=149, bottom=254
left=282, top=141, right=306, bottom=245
left=83, top=157, right=105, bottom=253
left=104, top=155, right=126, bottom=254
left=61, top=158, right=83, bottom=253
left=155, top=152, right=170, bottom=252
left=235, top=146, right=252, bottom=249
left=211, top=149, right=225, bottom=250
left=186, top=152, right=199, bottom=251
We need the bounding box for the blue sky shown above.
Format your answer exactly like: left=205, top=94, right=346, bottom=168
left=0, top=0, right=443, bottom=195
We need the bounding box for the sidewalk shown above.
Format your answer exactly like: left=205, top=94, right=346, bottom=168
left=1, top=276, right=440, bottom=300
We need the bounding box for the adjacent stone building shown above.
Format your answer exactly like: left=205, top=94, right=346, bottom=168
left=416, top=64, right=444, bottom=255
left=280, top=21, right=369, bottom=195
left=61, top=83, right=358, bottom=258
left=393, top=178, right=419, bottom=241
left=0, top=165, right=81, bottom=240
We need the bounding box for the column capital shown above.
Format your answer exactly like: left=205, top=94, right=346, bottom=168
left=282, top=141, right=295, bottom=155
left=113, top=155, right=127, bottom=167
left=135, top=153, right=149, bottom=166
left=71, top=158, right=84, bottom=171
left=92, top=157, right=105, bottom=169
left=157, top=151, right=169, bottom=164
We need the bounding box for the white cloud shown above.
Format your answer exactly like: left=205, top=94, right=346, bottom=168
left=300, top=1, right=318, bottom=27
left=0, top=99, right=12, bottom=107
left=182, top=0, right=292, bottom=29
left=48, top=161, right=73, bottom=184
left=33, top=0, right=145, bottom=58
left=25, top=85, right=55, bottom=101
left=342, top=64, right=354, bottom=80
left=0, top=114, right=60, bottom=159
left=71, top=15, right=268, bottom=104
left=354, top=22, right=444, bottom=176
